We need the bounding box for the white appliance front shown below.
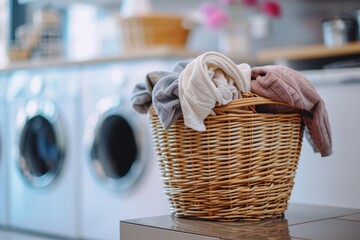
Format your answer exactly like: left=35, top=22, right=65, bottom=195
left=80, top=60, right=181, bottom=240
left=291, top=67, right=360, bottom=209
left=0, top=72, right=8, bottom=227
left=7, top=68, right=82, bottom=238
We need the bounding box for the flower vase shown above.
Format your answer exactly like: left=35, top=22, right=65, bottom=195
left=217, top=21, right=250, bottom=56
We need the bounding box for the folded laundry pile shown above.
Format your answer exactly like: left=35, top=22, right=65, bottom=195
left=131, top=51, right=332, bottom=157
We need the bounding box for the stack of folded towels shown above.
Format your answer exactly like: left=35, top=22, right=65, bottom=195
left=131, top=51, right=332, bottom=157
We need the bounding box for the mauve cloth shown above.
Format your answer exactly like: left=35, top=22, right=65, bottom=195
left=250, top=65, right=332, bottom=157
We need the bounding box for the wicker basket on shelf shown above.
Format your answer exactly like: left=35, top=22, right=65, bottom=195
left=119, top=14, right=191, bottom=51
left=149, top=93, right=304, bottom=221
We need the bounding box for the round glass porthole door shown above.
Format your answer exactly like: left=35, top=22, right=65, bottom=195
left=16, top=99, right=65, bottom=187
left=85, top=96, right=146, bottom=191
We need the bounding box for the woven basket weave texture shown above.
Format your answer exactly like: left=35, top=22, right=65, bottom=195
left=150, top=93, right=304, bottom=221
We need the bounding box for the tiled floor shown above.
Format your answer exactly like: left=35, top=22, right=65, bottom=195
left=120, top=203, right=360, bottom=240
left=290, top=217, right=360, bottom=240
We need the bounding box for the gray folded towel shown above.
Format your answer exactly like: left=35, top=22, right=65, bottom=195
left=152, top=72, right=181, bottom=130
left=131, top=59, right=192, bottom=130
left=131, top=71, right=170, bottom=114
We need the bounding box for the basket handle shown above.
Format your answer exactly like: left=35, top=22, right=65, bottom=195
left=215, top=93, right=299, bottom=114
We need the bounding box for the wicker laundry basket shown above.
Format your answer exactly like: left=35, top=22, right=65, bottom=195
left=119, top=14, right=191, bottom=51
left=149, top=93, right=304, bottom=221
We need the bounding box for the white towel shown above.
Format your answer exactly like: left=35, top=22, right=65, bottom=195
left=178, top=51, right=251, bottom=131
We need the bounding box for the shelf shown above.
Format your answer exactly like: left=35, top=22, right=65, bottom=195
left=0, top=47, right=268, bottom=72
left=257, top=41, right=360, bottom=62
left=0, top=47, right=201, bottom=72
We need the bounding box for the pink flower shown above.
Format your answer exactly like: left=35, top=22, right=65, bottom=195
left=260, top=0, right=282, bottom=18
left=200, top=0, right=282, bottom=30
left=200, top=3, right=229, bottom=29
left=206, top=10, right=229, bottom=29
left=200, top=2, right=219, bottom=15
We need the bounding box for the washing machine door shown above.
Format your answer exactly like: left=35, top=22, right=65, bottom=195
left=85, top=95, right=147, bottom=191
left=0, top=128, right=2, bottom=165
left=16, top=98, right=65, bottom=187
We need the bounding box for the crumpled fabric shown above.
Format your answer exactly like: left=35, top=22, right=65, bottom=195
left=251, top=65, right=333, bottom=157
left=130, top=59, right=191, bottom=115
left=178, top=51, right=251, bottom=131
left=151, top=73, right=181, bottom=130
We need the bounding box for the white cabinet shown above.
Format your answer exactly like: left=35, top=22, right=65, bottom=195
left=291, top=69, right=360, bottom=209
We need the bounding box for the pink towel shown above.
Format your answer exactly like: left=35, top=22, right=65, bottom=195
left=251, top=65, right=332, bottom=157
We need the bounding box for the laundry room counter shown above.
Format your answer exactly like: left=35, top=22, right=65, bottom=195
left=120, top=203, right=360, bottom=240
left=0, top=47, right=200, bottom=72
left=2, top=44, right=360, bottom=72
left=0, top=47, right=268, bottom=72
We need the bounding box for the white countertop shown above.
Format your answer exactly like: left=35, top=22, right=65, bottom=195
left=300, top=67, right=360, bottom=85
left=2, top=46, right=360, bottom=86
left=258, top=42, right=360, bottom=62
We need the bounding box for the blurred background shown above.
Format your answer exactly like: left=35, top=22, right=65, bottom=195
left=1, top=0, right=360, bottom=240
left=1, top=0, right=360, bottom=62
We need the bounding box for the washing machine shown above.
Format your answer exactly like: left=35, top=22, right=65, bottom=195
left=6, top=68, right=82, bottom=238
left=0, top=72, right=9, bottom=228
left=80, top=59, right=183, bottom=240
